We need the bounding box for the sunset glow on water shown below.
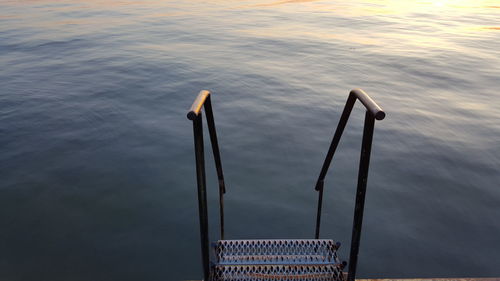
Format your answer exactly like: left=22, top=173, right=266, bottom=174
left=1, top=0, right=499, bottom=280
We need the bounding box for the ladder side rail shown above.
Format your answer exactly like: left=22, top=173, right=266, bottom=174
left=313, top=89, right=385, bottom=281
left=204, top=95, right=227, bottom=240
left=347, top=111, right=376, bottom=281
left=314, top=93, right=357, bottom=239
left=314, top=89, right=385, bottom=239
left=191, top=114, right=210, bottom=281
left=188, top=90, right=228, bottom=280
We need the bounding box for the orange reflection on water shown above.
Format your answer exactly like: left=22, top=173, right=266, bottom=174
left=481, top=27, right=500, bottom=30
left=239, top=0, right=500, bottom=54
left=253, top=0, right=500, bottom=14
left=1, top=0, right=498, bottom=50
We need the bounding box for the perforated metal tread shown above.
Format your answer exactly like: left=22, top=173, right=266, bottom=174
left=212, top=264, right=344, bottom=281
left=213, top=239, right=341, bottom=265
left=211, top=239, right=345, bottom=281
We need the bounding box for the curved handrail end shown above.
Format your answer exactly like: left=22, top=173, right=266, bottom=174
left=350, top=88, right=386, bottom=121
left=187, top=90, right=211, bottom=120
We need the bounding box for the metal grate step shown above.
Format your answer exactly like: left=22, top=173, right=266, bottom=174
left=211, top=239, right=345, bottom=281
left=213, top=239, right=341, bottom=265
left=212, top=264, right=344, bottom=281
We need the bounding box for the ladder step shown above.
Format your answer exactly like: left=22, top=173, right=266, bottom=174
left=213, top=239, right=341, bottom=265
left=212, top=264, right=344, bottom=281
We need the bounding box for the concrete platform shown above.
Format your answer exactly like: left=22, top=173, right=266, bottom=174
left=188, top=277, right=500, bottom=281
left=359, top=279, right=500, bottom=281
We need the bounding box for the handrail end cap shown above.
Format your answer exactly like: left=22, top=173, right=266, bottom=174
left=187, top=111, right=197, bottom=120
left=375, top=110, right=386, bottom=121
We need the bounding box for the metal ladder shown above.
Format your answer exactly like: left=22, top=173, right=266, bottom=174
left=187, top=89, right=385, bottom=281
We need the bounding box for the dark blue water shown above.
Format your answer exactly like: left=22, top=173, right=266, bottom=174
left=1, top=0, right=499, bottom=280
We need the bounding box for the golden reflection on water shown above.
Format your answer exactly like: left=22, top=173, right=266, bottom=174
left=5, top=0, right=500, bottom=12
left=2, top=0, right=498, bottom=49
left=254, top=0, right=323, bottom=7
left=482, top=27, right=500, bottom=30
left=245, top=0, right=500, bottom=27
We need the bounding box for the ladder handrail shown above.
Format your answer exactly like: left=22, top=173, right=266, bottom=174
left=313, top=88, right=385, bottom=281
left=349, top=88, right=385, bottom=120
left=188, top=90, right=227, bottom=195
left=187, top=90, right=211, bottom=120
left=314, top=89, right=385, bottom=193
left=187, top=90, right=227, bottom=281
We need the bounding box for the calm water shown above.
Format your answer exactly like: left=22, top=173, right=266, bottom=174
left=1, top=0, right=499, bottom=280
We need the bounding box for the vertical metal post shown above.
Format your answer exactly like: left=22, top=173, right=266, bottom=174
left=314, top=181, right=324, bottom=239
left=347, top=111, right=375, bottom=281
left=204, top=96, right=226, bottom=240
left=193, top=114, right=210, bottom=281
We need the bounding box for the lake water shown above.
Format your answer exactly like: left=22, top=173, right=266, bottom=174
left=1, top=0, right=499, bottom=280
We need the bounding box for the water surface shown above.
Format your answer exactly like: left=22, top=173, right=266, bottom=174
left=1, top=0, right=499, bottom=280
